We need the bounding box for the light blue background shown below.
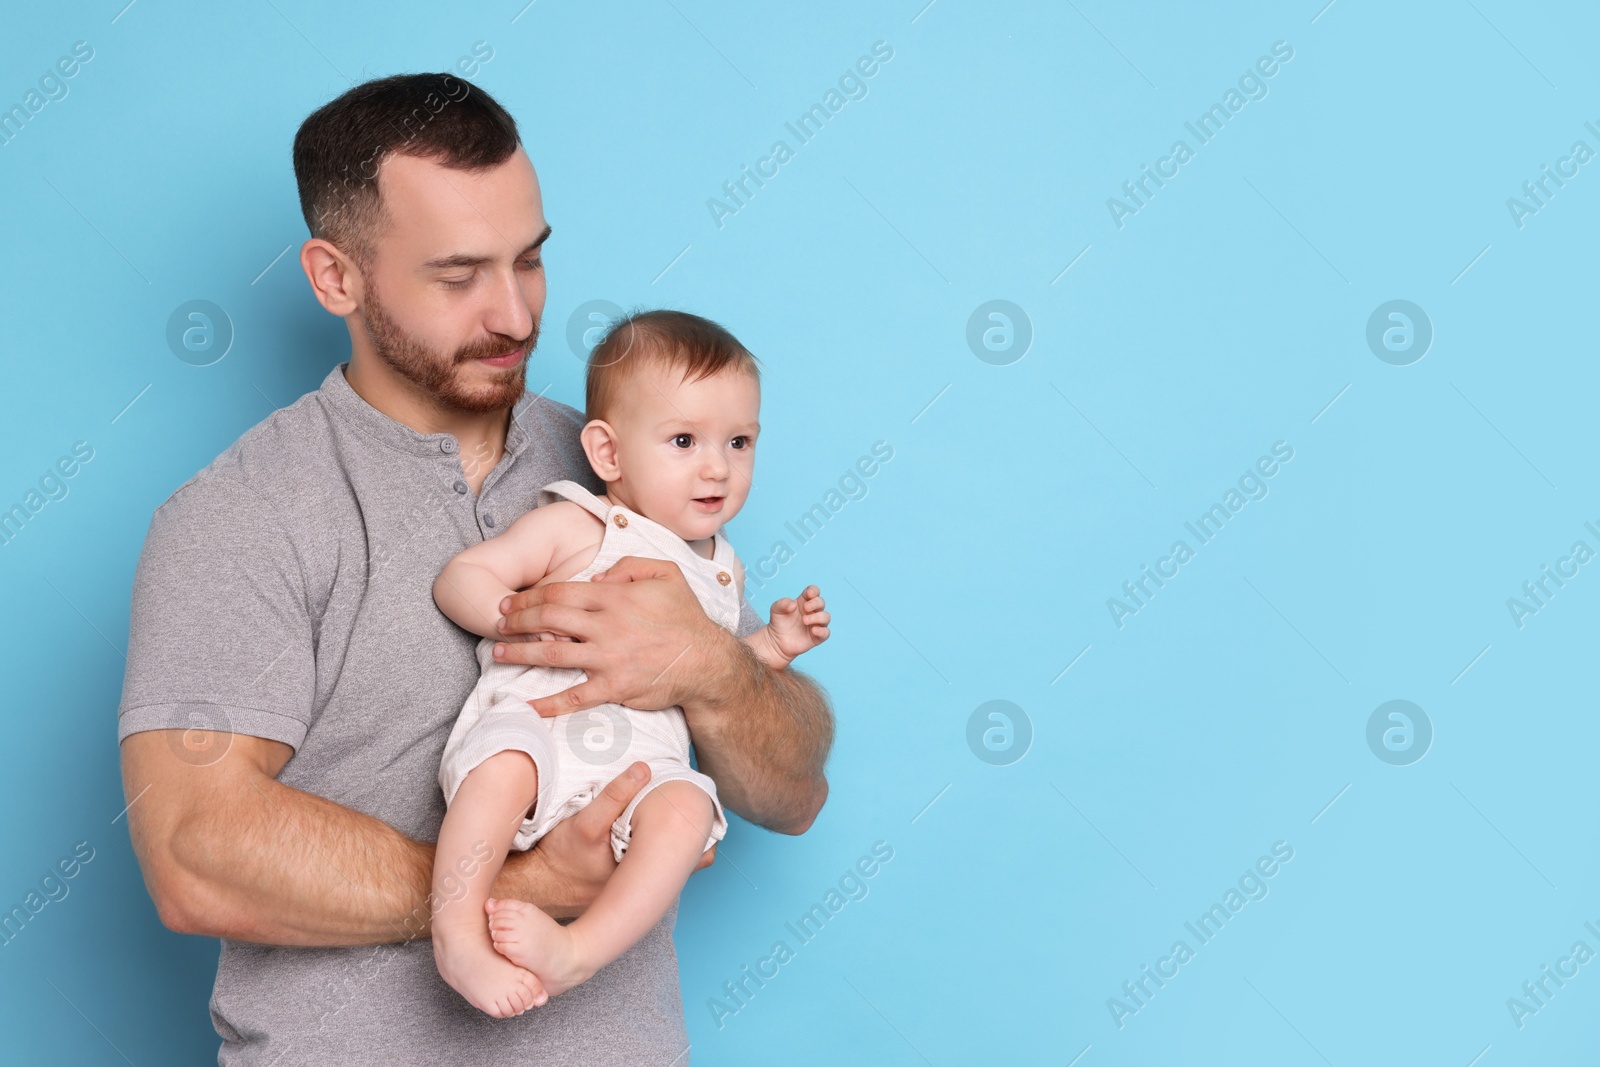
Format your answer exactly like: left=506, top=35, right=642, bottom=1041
left=2, top=1, right=1596, bottom=1063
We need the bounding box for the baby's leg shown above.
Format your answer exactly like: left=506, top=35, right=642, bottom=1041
left=432, top=750, right=547, bottom=1017
left=487, top=779, right=714, bottom=997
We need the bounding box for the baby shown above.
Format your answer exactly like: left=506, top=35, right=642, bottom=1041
left=429, top=309, right=830, bottom=1017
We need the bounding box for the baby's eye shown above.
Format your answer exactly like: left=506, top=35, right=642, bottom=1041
left=730, top=436, right=751, bottom=449
left=671, top=433, right=693, bottom=449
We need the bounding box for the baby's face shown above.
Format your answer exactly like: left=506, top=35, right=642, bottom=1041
left=606, top=361, right=760, bottom=543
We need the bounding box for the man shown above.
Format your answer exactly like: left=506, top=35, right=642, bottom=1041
left=117, top=72, right=832, bottom=1065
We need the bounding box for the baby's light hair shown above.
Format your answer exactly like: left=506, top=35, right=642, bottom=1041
left=585, top=309, right=761, bottom=424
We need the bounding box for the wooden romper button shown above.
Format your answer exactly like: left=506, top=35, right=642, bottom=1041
left=613, top=513, right=628, bottom=527
left=716, top=571, right=732, bottom=585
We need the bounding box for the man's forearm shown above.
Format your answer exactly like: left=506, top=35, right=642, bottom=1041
left=152, top=766, right=560, bottom=945
left=682, top=631, right=833, bottom=834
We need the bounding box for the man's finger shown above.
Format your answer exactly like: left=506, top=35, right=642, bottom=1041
left=503, top=577, right=624, bottom=616
left=499, top=600, right=597, bottom=643
left=590, top=555, right=682, bottom=584
left=528, top=681, right=607, bottom=717
left=497, top=637, right=601, bottom=673
left=578, top=763, right=650, bottom=830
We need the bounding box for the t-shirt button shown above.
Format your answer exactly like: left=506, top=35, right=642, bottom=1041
left=613, top=514, right=629, bottom=528
left=453, top=481, right=468, bottom=494
left=440, top=439, right=458, bottom=454
left=483, top=514, right=496, bottom=528
left=716, top=571, right=731, bottom=585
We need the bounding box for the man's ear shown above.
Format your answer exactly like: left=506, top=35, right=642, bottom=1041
left=580, top=419, right=621, bottom=482
left=300, top=238, right=363, bottom=317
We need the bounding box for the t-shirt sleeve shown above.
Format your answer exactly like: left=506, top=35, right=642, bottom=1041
left=117, top=475, right=316, bottom=751
left=734, top=590, right=761, bottom=639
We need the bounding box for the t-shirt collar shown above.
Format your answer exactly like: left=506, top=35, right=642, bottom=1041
left=318, top=361, right=533, bottom=460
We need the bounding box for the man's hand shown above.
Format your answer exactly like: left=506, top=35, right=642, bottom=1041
left=499, top=761, right=714, bottom=921
left=494, top=553, right=834, bottom=835
left=494, top=555, right=720, bottom=717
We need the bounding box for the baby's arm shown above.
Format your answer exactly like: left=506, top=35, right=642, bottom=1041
left=432, top=505, right=570, bottom=639
left=734, top=558, right=831, bottom=669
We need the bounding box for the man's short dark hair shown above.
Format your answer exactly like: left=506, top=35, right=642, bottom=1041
left=292, top=73, right=520, bottom=267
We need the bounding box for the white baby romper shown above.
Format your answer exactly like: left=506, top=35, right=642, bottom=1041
left=437, top=479, right=741, bottom=862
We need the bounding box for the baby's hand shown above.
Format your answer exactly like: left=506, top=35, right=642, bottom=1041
left=767, top=585, right=830, bottom=661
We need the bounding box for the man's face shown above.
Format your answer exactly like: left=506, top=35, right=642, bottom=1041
left=356, top=146, right=549, bottom=414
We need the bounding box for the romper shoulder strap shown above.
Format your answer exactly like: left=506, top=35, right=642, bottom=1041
left=536, top=479, right=611, bottom=521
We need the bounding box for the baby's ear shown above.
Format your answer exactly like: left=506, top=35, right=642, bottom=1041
left=579, top=419, right=620, bottom=481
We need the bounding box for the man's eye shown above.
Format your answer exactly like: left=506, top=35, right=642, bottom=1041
left=672, top=434, right=693, bottom=448
left=441, top=259, right=539, bottom=291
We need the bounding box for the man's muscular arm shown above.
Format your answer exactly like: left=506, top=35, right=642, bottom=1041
left=121, top=731, right=664, bottom=943
left=496, top=556, right=833, bottom=835
left=679, top=630, right=833, bottom=833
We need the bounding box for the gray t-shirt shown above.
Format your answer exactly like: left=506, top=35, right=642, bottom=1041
left=117, top=361, right=759, bottom=1065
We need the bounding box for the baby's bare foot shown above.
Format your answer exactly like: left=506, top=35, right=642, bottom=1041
left=487, top=897, right=594, bottom=998
left=434, top=916, right=548, bottom=1018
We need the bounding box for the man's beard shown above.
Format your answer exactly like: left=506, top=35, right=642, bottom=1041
left=361, top=276, right=536, bottom=414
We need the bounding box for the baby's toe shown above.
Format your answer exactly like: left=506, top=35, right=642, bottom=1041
left=491, top=898, right=530, bottom=919
left=507, top=976, right=539, bottom=1014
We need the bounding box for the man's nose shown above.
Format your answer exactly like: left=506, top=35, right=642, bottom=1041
left=483, top=269, right=535, bottom=343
